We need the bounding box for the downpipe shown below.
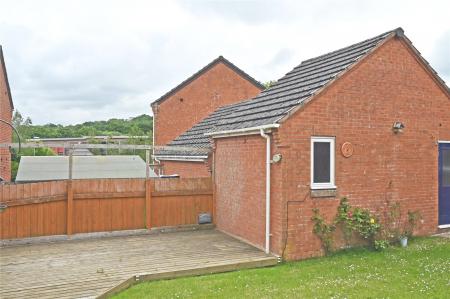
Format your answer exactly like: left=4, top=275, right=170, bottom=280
left=260, top=129, right=271, bottom=254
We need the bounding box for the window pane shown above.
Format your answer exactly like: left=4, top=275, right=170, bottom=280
left=444, top=149, right=450, bottom=187
left=314, top=142, right=330, bottom=183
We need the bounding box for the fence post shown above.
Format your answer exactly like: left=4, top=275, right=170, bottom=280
left=67, top=153, right=74, bottom=235
left=145, top=179, right=152, bottom=229
left=67, top=180, right=73, bottom=235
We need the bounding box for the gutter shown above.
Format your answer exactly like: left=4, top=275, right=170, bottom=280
left=259, top=128, right=271, bottom=255
left=205, top=124, right=280, bottom=138
left=153, top=155, right=208, bottom=162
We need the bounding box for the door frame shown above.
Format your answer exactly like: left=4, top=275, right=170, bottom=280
left=438, top=141, right=450, bottom=228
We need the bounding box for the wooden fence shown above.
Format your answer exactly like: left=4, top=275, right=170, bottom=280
left=0, top=178, right=213, bottom=240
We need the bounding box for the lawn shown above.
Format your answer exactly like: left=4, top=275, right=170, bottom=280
left=114, top=237, right=450, bottom=299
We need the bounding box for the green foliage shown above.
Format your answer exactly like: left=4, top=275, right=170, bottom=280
left=12, top=111, right=153, bottom=141
left=262, top=80, right=277, bottom=89
left=384, top=201, right=422, bottom=240
left=313, top=197, right=382, bottom=253
left=114, top=237, right=450, bottom=299
left=373, top=239, right=390, bottom=251
left=311, top=208, right=336, bottom=254
left=313, top=198, right=423, bottom=253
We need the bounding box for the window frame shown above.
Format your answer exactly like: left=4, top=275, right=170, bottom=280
left=311, top=136, right=336, bottom=190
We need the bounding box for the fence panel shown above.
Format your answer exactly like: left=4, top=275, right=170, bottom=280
left=0, top=181, right=67, bottom=239
left=0, top=177, right=213, bottom=240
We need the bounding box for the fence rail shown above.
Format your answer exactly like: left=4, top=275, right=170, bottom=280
left=0, top=178, right=213, bottom=239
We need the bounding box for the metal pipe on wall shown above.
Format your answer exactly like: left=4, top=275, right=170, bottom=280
left=260, top=129, right=271, bottom=254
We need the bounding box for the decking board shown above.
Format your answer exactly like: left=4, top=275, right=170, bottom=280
left=0, top=229, right=277, bottom=298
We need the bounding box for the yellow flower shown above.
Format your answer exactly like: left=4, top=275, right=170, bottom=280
left=370, top=218, right=375, bottom=224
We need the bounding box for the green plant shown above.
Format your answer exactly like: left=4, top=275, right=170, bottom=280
left=374, top=239, right=390, bottom=251
left=335, top=198, right=381, bottom=243
left=348, top=207, right=380, bottom=240
left=385, top=201, right=422, bottom=240
left=402, top=210, right=422, bottom=238
left=313, top=198, right=383, bottom=252
left=311, top=208, right=336, bottom=254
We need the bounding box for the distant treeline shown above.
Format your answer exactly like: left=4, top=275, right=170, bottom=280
left=12, top=111, right=153, bottom=140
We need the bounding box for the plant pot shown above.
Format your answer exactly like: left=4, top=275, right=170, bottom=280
left=400, top=236, right=408, bottom=247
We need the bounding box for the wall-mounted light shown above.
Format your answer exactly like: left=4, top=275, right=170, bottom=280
left=271, top=153, right=282, bottom=163
left=392, top=121, right=405, bottom=134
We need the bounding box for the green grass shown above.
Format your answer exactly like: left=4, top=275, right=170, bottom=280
left=114, top=237, right=450, bottom=299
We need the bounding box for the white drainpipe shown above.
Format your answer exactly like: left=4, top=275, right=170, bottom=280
left=260, top=129, right=271, bottom=254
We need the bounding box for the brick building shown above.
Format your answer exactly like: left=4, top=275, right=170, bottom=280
left=178, top=28, right=450, bottom=260
left=151, top=56, right=264, bottom=177
left=0, top=46, right=14, bottom=182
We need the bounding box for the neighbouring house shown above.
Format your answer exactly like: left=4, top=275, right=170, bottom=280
left=0, top=45, right=14, bottom=182
left=15, top=155, right=157, bottom=182
left=151, top=56, right=264, bottom=177
left=177, top=28, right=450, bottom=260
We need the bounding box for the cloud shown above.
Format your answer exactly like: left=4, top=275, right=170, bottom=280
left=0, top=0, right=449, bottom=125
left=431, top=31, right=450, bottom=83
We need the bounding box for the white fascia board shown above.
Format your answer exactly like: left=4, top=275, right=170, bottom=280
left=205, top=124, right=280, bottom=138
left=153, top=155, right=207, bottom=162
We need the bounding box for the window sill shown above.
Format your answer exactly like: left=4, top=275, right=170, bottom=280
left=310, top=188, right=337, bottom=198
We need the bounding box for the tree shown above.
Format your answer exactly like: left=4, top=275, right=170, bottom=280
left=12, top=111, right=23, bottom=128
left=262, top=80, right=277, bottom=89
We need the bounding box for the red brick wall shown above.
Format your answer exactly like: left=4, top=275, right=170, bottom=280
left=278, top=37, right=450, bottom=260
left=214, top=135, right=268, bottom=250
left=0, top=56, right=12, bottom=182
left=213, top=37, right=450, bottom=260
left=152, top=61, right=262, bottom=146
left=161, top=160, right=211, bottom=178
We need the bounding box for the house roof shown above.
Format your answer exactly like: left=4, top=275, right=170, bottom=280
left=209, top=29, right=398, bottom=133
left=155, top=27, right=450, bottom=159
left=16, top=155, right=157, bottom=182
left=151, top=56, right=264, bottom=107
left=0, top=45, right=13, bottom=110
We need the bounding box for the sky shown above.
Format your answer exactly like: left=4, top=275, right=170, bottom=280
left=0, top=0, right=449, bottom=125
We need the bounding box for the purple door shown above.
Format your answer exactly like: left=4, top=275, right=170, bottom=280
left=439, top=143, right=450, bottom=226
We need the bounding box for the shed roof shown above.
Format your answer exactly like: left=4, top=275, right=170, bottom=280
left=151, top=56, right=264, bottom=107
left=0, top=45, right=13, bottom=110
left=16, top=155, right=157, bottom=182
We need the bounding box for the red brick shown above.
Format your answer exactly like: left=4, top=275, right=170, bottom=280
left=152, top=59, right=263, bottom=177
left=0, top=48, right=12, bottom=182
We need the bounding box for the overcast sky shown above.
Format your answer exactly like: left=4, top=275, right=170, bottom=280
left=0, top=0, right=449, bottom=125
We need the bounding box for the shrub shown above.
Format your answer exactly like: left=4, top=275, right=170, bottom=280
left=312, top=208, right=336, bottom=254
left=312, top=198, right=383, bottom=253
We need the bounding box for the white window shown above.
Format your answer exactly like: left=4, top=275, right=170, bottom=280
left=311, top=137, right=336, bottom=190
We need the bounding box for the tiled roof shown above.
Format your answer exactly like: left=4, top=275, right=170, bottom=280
left=156, top=28, right=404, bottom=158
left=151, top=56, right=264, bottom=107
left=210, top=28, right=398, bottom=132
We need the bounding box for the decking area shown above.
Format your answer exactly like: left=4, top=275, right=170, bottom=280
left=0, top=229, right=277, bottom=299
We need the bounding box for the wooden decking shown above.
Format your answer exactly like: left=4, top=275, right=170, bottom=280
left=0, top=229, right=277, bottom=299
